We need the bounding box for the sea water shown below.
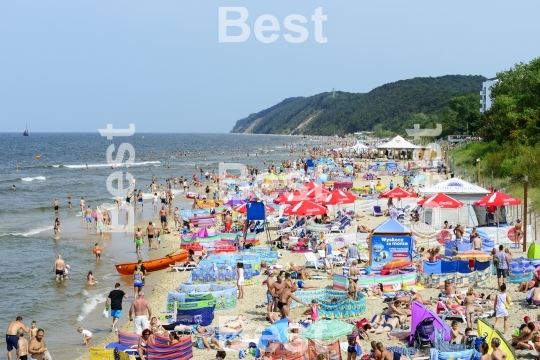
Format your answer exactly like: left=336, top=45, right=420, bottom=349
left=0, top=132, right=318, bottom=360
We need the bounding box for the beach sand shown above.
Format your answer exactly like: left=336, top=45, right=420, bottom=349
left=76, top=168, right=530, bottom=360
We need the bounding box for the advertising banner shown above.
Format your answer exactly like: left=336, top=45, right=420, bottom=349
left=370, top=235, right=413, bottom=270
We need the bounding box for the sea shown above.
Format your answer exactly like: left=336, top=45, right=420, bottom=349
left=0, top=132, right=318, bottom=360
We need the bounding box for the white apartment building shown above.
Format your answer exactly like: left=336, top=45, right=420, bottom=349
left=480, top=78, right=499, bottom=112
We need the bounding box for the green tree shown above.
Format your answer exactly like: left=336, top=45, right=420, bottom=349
left=481, top=57, right=540, bottom=144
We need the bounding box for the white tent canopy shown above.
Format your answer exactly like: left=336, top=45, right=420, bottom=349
left=347, top=142, right=369, bottom=150
left=376, top=135, right=420, bottom=149
left=419, top=178, right=490, bottom=195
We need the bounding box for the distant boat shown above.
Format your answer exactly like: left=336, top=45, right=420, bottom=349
left=23, top=125, right=29, bottom=136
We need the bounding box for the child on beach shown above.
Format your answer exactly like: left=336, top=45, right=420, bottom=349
left=450, top=321, right=463, bottom=344
left=29, top=321, right=37, bottom=340
left=87, top=271, right=96, bottom=286
left=93, top=243, right=102, bottom=261
left=310, top=300, right=320, bottom=321
left=77, top=327, right=93, bottom=346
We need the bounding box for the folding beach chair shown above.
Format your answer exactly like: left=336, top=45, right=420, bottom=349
left=304, top=252, right=324, bottom=271
left=437, top=301, right=466, bottom=323
left=373, top=206, right=383, bottom=216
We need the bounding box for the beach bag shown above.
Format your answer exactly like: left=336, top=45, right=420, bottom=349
left=465, top=335, right=477, bottom=349
left=103, top=309, right=109, bottom=318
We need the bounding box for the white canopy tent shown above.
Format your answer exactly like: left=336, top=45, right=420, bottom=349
left=376, top=136, right=420, bottom=149
left=346, top=142, right=369, bottom=151
left=419, top=178, right=490, bottom=228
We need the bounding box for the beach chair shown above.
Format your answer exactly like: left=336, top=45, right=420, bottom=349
left=304, top=252, right=324, bottom=270
left=170, top=261, right=198, bottom=272
left=105, top=332, right=139, bottom=356
left=373, top=206, right=383, bottom=216
left=437, top=301, right=466, bottom=323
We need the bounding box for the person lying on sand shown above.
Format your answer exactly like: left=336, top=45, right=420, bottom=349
left=357, top=225, right=370, bottom=233
left=224, top=315, right=246, bottom=330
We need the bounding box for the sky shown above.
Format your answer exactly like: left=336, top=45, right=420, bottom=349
left=1, top=0, right=539, bottom=133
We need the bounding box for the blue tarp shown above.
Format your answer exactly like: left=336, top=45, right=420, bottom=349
left=423, top=259, right=491, bottom=275
left=444, top=238, right=495, bottom=256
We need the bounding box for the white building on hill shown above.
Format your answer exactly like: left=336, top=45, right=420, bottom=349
left=480, top=79, right=499, bottom=113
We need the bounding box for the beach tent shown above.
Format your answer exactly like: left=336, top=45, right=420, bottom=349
left=409, top=301, right=450, bottom=345
left=477, top=319, right=515, bottom=360
left=419, top=178, right=489, bottom=228
left=376, top=136, right=420, bottom=149
left=258, top=319, right=290, bottom=349
left=528, top=243, right=540, bottom=259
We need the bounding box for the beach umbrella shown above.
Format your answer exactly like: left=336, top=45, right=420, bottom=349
left=304, top=187, right=331, bottom=199
left=320, top=189, right=357, bottom=205
left=272, top=193, right=290, bottom=204
left=233, top=202, right=275, bottom=214
left=299, top=320, right=354, bottom=340
left=300, top=181, right=326, bottom=192
left=410, top=222, right=437, bottom=239
left=453, top=250, right=491, bottom=261
left=283, top=200, right=327, bottom=217
left=417, top=193, right=464, bottom=208
left=282, top=192, right=310, bottom=204
left=436, top=230, right=453, bottom=244
left=382, top=259, right=412, bottom=270
left=380, top=187, right=415, bottom=199
left=225, top=199, right=245, bottom=206
left=474, top=191, right=521, bottom=207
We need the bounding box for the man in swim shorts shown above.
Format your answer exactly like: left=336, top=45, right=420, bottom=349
left=106, top=283, right=128, bottom=333
left=5, top=316, right=29, bottom=360
left=85, top=206, right=93, bottom=230
left=159, top=206, right=167, bottom=228
left=53, top=198, right=59, bottom=212
left=146, top=222, right=155, bottom=250
left=129, top=292, right=152, bottom=335
left=53, top=254, right=65, bottom=281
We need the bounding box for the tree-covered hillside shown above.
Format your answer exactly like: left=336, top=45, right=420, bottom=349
left=230, top=75, right=486, bottom=135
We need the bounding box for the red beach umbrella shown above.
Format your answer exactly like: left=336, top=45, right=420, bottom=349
left=233, top=202, right=275, bottom=214
left=304, top=187, right=331, bottom=199
left=282, top=192, right=310, bottom=204
left=418, top=193, right=464, bottom=209
left=382, top=259, right=412, bottom=270
left=300, top=181, right=326, bottom=192
left=273, top=193, right=290, bottom=204
left=474, top=191, right=521, bottom=207
left=320, top=189, right=357, bottom=205
left=283, top=200, right=328, bottom=216
left=380, top=187, right=415, bottom=199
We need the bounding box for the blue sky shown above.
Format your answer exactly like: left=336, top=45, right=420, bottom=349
left=1, top=1, right=539, bottom=133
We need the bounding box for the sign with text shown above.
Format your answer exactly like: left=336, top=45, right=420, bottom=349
left=370, top=235, right=413, bottom=270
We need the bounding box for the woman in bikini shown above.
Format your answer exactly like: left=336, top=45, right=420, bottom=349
left=464, top=287, right=476, bottom=329
left=86, top=271, right=96, bottom=286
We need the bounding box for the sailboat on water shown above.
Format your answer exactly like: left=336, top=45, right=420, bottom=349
left=23, top=125, right=29, bottom=136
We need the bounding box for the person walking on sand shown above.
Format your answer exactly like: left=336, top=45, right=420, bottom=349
left=495, top=244, right=510, bottom=288
left=105, top=283, right=128, bottom=333
left=237, top=262, right=244, bottom=300
left=493, top=284, right=509, bottom=334
left=514, top=219, right=523, bottom=247
left=159, top=206, right=167, bottom=229
left=146, top=222, right=155, bottom=250
left=277, top=284, right=305, bottom=319
left=129, top=291, right=152, bottom=335
left=134, top=227, right=143, bottom=257
left=53, top=255, right=65, bottom=282
left=5, top=316, right=29, bottom=360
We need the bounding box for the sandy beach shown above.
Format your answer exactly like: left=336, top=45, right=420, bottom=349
left=72, top=165, right=532, bottom=360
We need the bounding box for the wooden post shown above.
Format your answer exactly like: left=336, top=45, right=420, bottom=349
left=477, top=159, right=481, bottom=185
left=523, top=176, right=528, bottom=253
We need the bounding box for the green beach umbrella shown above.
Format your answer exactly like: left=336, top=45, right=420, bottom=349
left=299, top=320, right=354, bottom=340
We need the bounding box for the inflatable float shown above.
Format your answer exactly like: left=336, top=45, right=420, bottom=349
left=186, top=192, right=198, bottom=199
left=290, top=288, right=366, bottom=319
left=167, top=284, right=237, bottom=312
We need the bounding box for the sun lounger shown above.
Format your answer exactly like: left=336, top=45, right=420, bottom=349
left=373, top=206, right=383, bottom=216
left=304, top=252, right=324, bottom=270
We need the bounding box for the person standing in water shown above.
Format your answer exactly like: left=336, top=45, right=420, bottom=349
left=53, top=218, right=60, bottom=237
left=5, top=316, right=29, bottom=360
left=146, top=222, right=155, bottom=250
left=134, top=227, right=143, bottom=257
left=53, top=255, right=65, bottom=281
left=53, top=198, right=59, bottom=212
